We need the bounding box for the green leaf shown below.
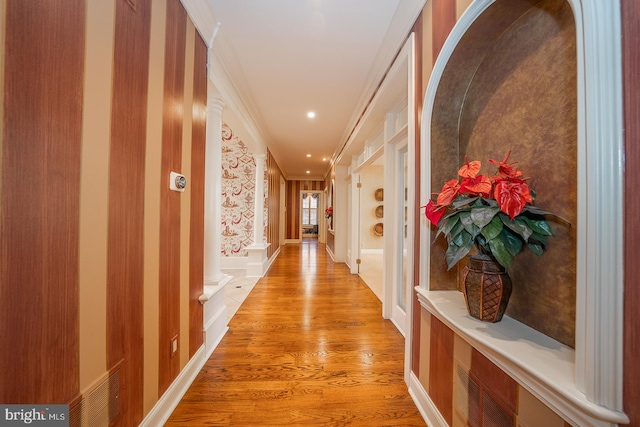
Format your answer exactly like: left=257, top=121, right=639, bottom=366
left=470, top=206, right=500, bottom=229
left=436, top=214, right=460, bottom=239
left=527, top=241, right=544, bottom=256
left=500, top=228, right=524, bottom=256
left=480, top=215, right=503, bottom=241
left=448, top=220, right=466, bottom=241
left=523, top=205, right=571, bottom=226
left=499, top=213, right=533, bottom=241
left=529, top=231, right=548, bottom=246
left=522, top=216, right=554, bottom=236
left=445, top=232, right=474, bottom=270
left=488, top=237, right=514, bottom=269
left=459, top=212, right=481, bottom=238
left=452, top=195, right=479, bottom=209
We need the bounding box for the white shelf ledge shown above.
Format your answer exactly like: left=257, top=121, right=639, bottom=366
left=415, top=288, right=629, bottom=427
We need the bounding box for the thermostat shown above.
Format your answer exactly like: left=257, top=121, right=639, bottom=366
left=170, top=172, right=186, bottom=192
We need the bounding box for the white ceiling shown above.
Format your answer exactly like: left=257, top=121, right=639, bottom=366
left=184, top=0, right=424, bottom=180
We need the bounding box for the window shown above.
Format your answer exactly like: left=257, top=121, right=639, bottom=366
left=302, top=193, right=319, bottom=226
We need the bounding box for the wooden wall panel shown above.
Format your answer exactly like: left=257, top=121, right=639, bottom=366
left=107, top=0, right=151, bottom=425
left=411, top=12, right=424, bottom=377
left=0, top=0, right=85, bottom=404
left=189, top=35, right=207, bottom=358
left=432, top=0, right=456, bottom=63
left=159, top=0, right=187, bottom=395
left=267, top=150, right=283, bottom=258
left=429, top=316, right=454, bottom=425
left=470, top=349, right=517, bottom=414
left=107, top=0, right=151, bottom=424
left=622, top=0, right=640, bottom=424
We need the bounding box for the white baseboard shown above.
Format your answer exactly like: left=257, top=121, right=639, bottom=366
left=285, top=238, right=301, bottom=244
left=220, top=255, right=248, bottom=270
left=264, top=247, right=280, bottom=274
left=139, top=346, right=206, bottom=427
left=409, top=372, right=447, bottom=427
left=326, top=245, right=335, bottom=261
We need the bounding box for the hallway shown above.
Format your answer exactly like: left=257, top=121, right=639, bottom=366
left=166, top=239, right=426, bottom=426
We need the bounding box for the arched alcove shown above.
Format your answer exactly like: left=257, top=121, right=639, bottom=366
left=416, top=0, right=627, bottom=425
left=429, top=0, right=577, bottom=347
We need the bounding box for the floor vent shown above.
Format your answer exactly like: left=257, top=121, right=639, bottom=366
left=69, top=367, right=120, bottom=427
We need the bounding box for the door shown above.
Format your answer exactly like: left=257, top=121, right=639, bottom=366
left=390, top=147, right=409, bottom=335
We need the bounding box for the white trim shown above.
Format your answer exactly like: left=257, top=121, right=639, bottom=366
left=220, top=255, right=249, bottom=270
left=360, top=248, right=384, bottom=255
left=417, top=289, right=628, bottom=427
left=419, top=0, right=626, bottom=425
left=139, top=346, right=207, bottom=427
left=408, top=372, right=448, bottom=427
left=245, top=243, right=271, bottom=277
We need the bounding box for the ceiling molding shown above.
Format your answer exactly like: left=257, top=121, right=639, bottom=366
left=332, top=0, right=426, bottom=163
left=180, top=0, right=217, bottom=46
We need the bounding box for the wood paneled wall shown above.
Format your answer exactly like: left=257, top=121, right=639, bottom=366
left=432, top=0, right=456, bottom=63
left=158, top=0, right=187, bottom=396
left=428, top=316, right=454, bottom=425
left=622, top=0, right=640, bottom=424
left=107, top=0, right=151, bottom=423
left=189, top=36, right=207, bottom=358
left=0, top=0, right=208, bottom=424
left=285, top=180, right=324, bottom=240
left=0, top=0, right=85, bottom=404
left=267, top=150, right=284, bottom=258
left=411, top=10, right=424, bottom=377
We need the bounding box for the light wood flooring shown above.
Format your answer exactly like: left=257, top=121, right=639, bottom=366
left=165, top=239, right=426, bottom=426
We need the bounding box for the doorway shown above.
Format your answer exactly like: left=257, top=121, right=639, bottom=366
left=357, top=160, right=385, bottom=301
left=300, top=191, right=322, bottom=240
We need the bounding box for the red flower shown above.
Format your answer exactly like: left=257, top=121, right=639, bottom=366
left=436, top=179, right=460, bottom=206
left=458, top=158, right=481, bottom=178
left=424, top=200, right=444, bottom=226
left=489, top=151, right=523, bottom=179
left=493, top=180, right=533, bottom=219
left=460, top=174, right=492, bottom=196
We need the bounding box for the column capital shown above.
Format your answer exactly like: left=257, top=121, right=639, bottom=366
left=207, top=93, right=225, bottom=112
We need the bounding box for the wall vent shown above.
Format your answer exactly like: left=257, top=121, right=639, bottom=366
left=456, top=364, right=514, bottom=427
left=69, top=367, right=121, bottom=427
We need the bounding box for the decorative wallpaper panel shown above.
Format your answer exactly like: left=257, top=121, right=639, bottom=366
left=221, top=123, right=255, bottom=256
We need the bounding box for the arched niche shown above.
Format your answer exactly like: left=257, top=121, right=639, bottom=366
left=431, top=0, right=578, bottom=347
left=417, top=0, right=627, bottom=425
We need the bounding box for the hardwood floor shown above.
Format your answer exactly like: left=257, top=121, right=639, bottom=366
left=166, top=239, right=426, bottom=426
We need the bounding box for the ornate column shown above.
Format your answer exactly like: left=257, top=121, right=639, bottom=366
left=199, top=90, right=230, bottom=359
left=245, top=153, right=270, bottom=276
left=203, top=92, right=231, bottom=287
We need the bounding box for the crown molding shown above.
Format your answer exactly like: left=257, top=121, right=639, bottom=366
left=333, top=0, right=426, bottom=163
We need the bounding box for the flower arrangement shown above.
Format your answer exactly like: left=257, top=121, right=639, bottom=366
left=424, top=151, right=566, bottom=270
left=325, top=206, right=333, bottom=218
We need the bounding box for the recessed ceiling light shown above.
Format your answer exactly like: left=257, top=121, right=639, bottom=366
left=306, top=170, right=310, bottom=174
left=307, top=112, right=316, bottom=118
left=322, top=157, right=327, bottom=161
left=306, top=154, right=311, bottom=158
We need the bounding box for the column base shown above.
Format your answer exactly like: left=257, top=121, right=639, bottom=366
left=245, top=243, right=271, bottom=277
left=199, top=276, right=232, bottom=359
